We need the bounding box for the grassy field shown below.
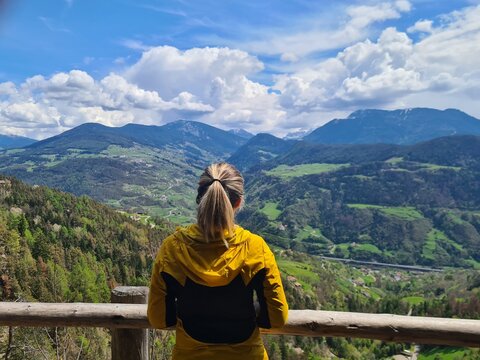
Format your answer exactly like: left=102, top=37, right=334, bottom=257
left=265, top=163, right=349, bottom=178
left=418, top=347, right=474, bottom=359
left=277, top=259, right=320, bottom=292
left=355, top=243, right=382, bottom=255
left=335, top=243, right=351, bottom=257
left=422, top=230, right=437, bottom=260
left=348, top=204, right=383, bottom=210
left=296, top=225, right=324, bottom=241
left=21, top=161, right=36, bottom=172
left=362, top=275, right=376, bottom=286
left=103, top=145, right=153, bottom=159
left=418, top=163, right=462, bottom=172
left=366, top=287, right=384, bottom=300
left=465, top=259, right=480, bottom=270
left=446, top=211, right=466, bottom=225
left=4, top=148, right=25, bottom=154
left=385, top=157, right=404, bottom=164
left=334, top=243, right=383, bottom=257
left=260, top=202, right=282, bottom=221
left=348, top=204, right=424, bottom=220
left=401, top=296, right=425, bottom=306
left=350, top=175, right=374, bottom=180
left=422, top=228, right=460, bottom=261
left=384, top=157, right=462, bottom=172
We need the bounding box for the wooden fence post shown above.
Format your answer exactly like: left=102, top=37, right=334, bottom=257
left=111, top=286, right=149, bottom=360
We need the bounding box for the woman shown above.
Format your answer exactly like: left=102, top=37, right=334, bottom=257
left=148, top=162, right=288, bottom=359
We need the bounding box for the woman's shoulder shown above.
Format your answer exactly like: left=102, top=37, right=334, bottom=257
left=235, top=225, right=264, bottom=242
left=235, top=225, right=270, bottom=254
left=155, top=226, right=189, bottom=258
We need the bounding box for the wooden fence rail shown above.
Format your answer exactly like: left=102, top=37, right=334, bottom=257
left=1, top=286, right=480, bottom=359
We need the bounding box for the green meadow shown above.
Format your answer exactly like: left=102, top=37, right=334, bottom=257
left=260, top=201, right=282, bottom=220
left=265, top=163, right=349, bottom=178
left=348, top=204, right=424, bottom=220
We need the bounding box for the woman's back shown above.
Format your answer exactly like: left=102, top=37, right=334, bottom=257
left=148, top=163, right=288, bottom=359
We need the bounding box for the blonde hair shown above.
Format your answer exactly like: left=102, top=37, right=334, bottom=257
left=196, top=163, right=244, bottom=247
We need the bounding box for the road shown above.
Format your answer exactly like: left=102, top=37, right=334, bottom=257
left=319, top=256, right=443, bottom=273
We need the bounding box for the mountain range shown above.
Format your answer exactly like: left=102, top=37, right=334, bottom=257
left=304, top=108, right=480, bottom=145
left=226, top=108, right=480, bottom=171
left=0, top=134, right=36, bottom=150
left=0, top=120, right=247, bottom=223
left=1, top=107, right=480, bottom=360
left=1, top=107, right=480, bottom=267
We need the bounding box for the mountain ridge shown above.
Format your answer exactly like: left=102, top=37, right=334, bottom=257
left=0, top=134, right=37, bottom=150
left=0, top=120, right=248, bottom=223
left=238, top=134, right=480, bottom=267
left=304, top=107, right=480, bottom=145
left=228, top=133, right=297, bottom=171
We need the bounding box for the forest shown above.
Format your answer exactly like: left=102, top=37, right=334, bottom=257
left=1, top=175, right=480, bottom=359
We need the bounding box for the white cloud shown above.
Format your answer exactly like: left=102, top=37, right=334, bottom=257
left=241, top=0, right=412, bottom=60
left=395, top=0, right=411, bottom=12
left=124, top=46, right=264, bottom=101
left=280, top=52, right=300, bottom=63
left=2, top=4, right=480, bottom=139
left=0, top=82, right=17, bottom=97
left=273, top=5, right=480, bottom=126
left=0, top=69, right=214, bottom=139
left=118, top=39, right=152, bottom=52
left=408, top=19, right=433, bottom=33
left=2, top=102, right=61, bottom=128
left=410, top=6, right=480, bottom=78
left=124, top=46, right=286, bottom=133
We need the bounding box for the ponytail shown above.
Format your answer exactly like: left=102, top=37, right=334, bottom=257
left=196, top=163, right=244, bottom=247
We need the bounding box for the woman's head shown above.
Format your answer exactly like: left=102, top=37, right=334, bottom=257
left=196, top=162, right=244, bottom=246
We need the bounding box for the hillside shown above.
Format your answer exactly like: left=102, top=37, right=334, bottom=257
left=238, top=135, right=480, bottom=268
left=304, top=108, right=480, bottom=144
left=0, top=121, right=247, bottom=223
left=266, top=250, right=480, bottom=359
left=1, top=177, right=480, bottom=359
left=228, top=133, right=297, bottom=171
left=0, top=175, right=174, bottom=359
left=0, top=134, right=36, bottom=150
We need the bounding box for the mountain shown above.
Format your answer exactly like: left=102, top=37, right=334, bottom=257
left=228, top=133, right=297, bottom=171
left=238, top=135, right=480, bottom=268
left=27, top=120, right=246, bottom=160
left=26, top=123, right=135, bottom=154
left=283, top=129, right=312, bottom=140
left=228, top=128, right=254, bottom=139
left=0, top=134, right=36, bottom=150
left=269, top=142, right=402, bottom=167
left=117, top=120, right=247, bottom=158
left=0, top=121, right=247, bottom=223
left=304, top=108, right=480, bottom=145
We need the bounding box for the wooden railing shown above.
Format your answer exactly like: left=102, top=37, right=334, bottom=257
left=1, top=287, right=480, bottom=360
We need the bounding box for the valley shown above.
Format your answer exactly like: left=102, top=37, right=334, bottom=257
left=2, top=112, right=480, bottom=269
left=1, top=107, right=480, bottom=359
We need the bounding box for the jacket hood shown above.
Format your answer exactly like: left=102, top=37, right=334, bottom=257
left=169, top=224, right=252, bottom=286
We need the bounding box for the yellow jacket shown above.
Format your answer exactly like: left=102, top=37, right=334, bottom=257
left=148, top=224, right=288, bottom=360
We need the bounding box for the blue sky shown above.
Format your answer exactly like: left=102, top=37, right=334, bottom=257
left=1, top=0, right=479, bottom=139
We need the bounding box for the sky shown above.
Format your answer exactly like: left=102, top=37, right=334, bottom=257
left=0, top=0, right=479, bottom=139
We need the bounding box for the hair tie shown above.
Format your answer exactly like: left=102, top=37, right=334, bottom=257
left=210, top=178, right=223, bottom=186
